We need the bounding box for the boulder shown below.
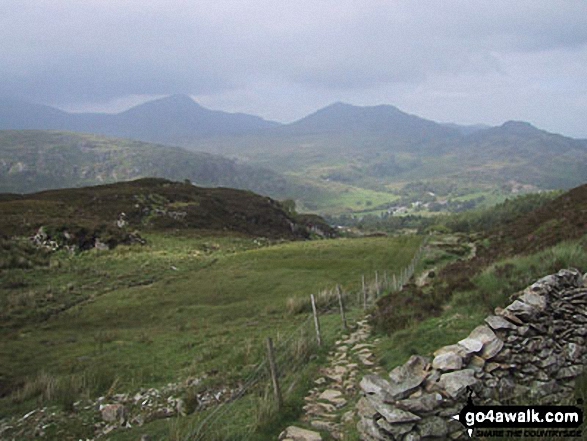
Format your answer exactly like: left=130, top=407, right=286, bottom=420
left=100, top=403, right=126, bottom=424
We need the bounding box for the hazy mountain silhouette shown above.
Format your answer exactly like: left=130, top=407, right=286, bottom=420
left=0, top=95, right=280, bottom=143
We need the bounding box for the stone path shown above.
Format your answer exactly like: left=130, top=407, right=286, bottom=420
left=279, top=317, right=383, bottom=440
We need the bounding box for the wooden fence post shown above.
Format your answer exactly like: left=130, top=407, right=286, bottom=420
left=362, top=275, right=367, bottom=309
left=266, top=337, right=283, bottom=411
left=336, top=285, right=347, bottom=330
left=311, top=294, right=322, bottom=346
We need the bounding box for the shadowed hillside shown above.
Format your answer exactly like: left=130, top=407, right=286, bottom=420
left=0, top=130, right=318, bottom=201
left=373, top=182, right=587, bottom=335
left=0, top=178, right=335, bottom=251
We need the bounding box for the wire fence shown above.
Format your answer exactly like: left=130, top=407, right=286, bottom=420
left=183, top=239, right=428, bottom=440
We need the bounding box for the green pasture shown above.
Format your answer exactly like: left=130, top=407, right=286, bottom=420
left=0, top=233, right=422, bottom=429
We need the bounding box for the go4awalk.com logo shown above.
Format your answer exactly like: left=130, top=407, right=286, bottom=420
left=452, top=395, right=584, bottom=438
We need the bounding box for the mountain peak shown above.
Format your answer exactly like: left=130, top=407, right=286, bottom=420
left=500, top=120, right=539, bottom=134
left=122, top=94, right=203, bottom=114
left=161, top=94, right=199, bottom=106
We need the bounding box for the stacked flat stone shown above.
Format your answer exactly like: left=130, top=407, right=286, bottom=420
left=281, top=318, right=381, bottom=440
left=356, top=269, right=587, bottom=440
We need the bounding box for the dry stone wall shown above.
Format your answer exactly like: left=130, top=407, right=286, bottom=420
left=357, top=269, right=587, bottom=440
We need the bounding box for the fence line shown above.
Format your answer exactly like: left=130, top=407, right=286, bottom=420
left=186, top=238, right=429, bottom=440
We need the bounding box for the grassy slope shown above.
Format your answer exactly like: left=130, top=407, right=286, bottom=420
left=0, top=130, right=321, bottom=205
left=370, top=183, right=587, bottom=427
left=0, top=233, right=423, bottom=433
left=0, top=178, right=337, bottom=244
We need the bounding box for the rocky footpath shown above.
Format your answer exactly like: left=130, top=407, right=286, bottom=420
left=279, top=318, right=383, bottom=440
left=0, top=379, right=235, bottom=440
left=356, top=268, right=587, bottom=440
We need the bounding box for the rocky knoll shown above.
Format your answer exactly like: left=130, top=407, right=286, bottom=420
left=357, top=269, right=587, bottom=440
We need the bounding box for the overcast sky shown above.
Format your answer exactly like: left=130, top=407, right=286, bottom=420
left=1, top=0, right=586, bottom=137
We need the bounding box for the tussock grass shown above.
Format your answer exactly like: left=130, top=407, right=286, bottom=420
left=11, top=367, right=119, bottom=412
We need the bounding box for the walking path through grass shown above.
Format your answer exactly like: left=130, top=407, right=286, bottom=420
left=279, top=316, right=384, bottom=440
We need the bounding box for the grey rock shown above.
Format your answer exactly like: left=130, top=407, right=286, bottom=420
left=504, top=300, right=537, bottom=321
left=457, top=338, right=483, bottom=354
left=556, top=365, right=584, bottom=379
left=318, top=389, right=347, bottom=408
left=467, top=355, right=486, bottom=371
left=404, top=433, right=422, bottom=441
left=438, top=369, right=478, bottom=399
left=396, top=393, right=443, bottom=413
left=418, top=416, right=448, bottom=438
left=278, top=426, right=323, bottom=441
left=434, top=344, right=469, bottom=358
left=376, top=419, right=414, bottom=438
left=357, top=418, right=388, bottom=441
left=565, top=342, right=583, bottom=361
left=519, top=290, right=547, bottom=312
left=356, top=396, right=378, bottom=419
left=360, top=375, right=395, bottom=401
left=432, top=352, right=463, bottom=372
left=387, top=356, right=430, bottom=399
left=310, top=420, right=338, bottom=432
left=495, top=306, right=524, bottom=325
left=485, top=315, right=518, bottom=330
left=100, top=404, right=126, bottom=424
left=366, top=396, right=421, bottom=424
left=468, top=325, right=504, bottom=359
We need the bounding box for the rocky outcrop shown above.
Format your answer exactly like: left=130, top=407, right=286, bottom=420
left=357, top=269, right=587, bottom=440
left=0, top=379, right=235, bottom=439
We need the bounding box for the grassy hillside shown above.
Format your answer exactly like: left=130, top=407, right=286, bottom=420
left=3, top=98, right=587, bottom=218
left=0, top=130, right=319, bottom=202
left=191, top=117, right=587, bottom=215
left=0, top=178, right=337, bottom=252
left=0, top=130, right=403, bottom=216
left=0, top=230, right=422, bottom=439
left=373, top=182, right=587, bottom=360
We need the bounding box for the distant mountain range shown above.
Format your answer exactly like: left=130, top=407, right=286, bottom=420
left=0, top=95, right=492, bottom=145
left=0, top=95, right=279, bottom=144
left=1, top=95, right=586, bottom=214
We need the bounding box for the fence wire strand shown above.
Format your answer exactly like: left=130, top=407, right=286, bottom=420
left=185, top=240, right=428, bottom=440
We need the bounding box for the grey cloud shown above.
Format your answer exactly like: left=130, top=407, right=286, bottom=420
left=0, top=0, right=586, bottom=137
